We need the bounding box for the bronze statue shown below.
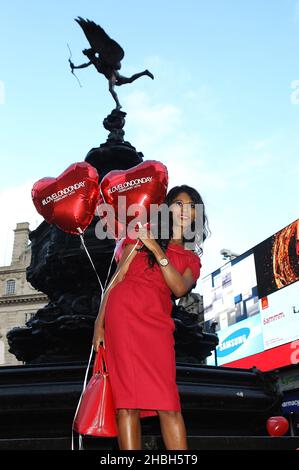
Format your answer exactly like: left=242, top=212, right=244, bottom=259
left=69, top=17, right=154, bottom=110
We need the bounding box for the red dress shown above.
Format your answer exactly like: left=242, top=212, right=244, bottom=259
left=104, top=236, right=202, bottom=419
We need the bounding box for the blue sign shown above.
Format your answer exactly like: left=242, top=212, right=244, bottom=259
left=281, top=390, right=299, bottom=414
left=206, top=314, right=264, bottom=366
left=217, top=328, right=250, bottom=358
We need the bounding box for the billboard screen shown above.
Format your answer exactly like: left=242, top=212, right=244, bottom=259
left=203, top=218, right=299, bottom=368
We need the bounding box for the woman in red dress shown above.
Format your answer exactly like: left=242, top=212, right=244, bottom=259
left=92, top=185, right=210, bottom=450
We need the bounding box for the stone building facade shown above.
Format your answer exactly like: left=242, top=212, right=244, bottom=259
left=0, top=222, right=48, bottom=366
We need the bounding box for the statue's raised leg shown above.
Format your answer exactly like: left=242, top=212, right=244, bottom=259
left=116, top=70, right=154, bottom=85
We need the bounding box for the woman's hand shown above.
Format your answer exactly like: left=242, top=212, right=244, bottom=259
left=137, top=224, right=159, bottom=253
left=92, top=322, right=105, bottom=352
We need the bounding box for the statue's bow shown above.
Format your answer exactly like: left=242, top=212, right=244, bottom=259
left=67, top=43, right=82, bottom=88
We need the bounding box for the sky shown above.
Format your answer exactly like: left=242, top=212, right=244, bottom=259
left=0, top=0, right=299, bottom=295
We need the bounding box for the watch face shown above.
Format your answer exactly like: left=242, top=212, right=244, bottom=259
left=160, top=258, right=169, bottom=266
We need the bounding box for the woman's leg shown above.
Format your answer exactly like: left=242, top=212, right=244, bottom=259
left=157, top=410, right=188, bottom=450
left=116, top=409, right=142, bottom=450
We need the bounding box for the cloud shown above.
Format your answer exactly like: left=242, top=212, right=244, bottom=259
left=124, top=90, right=182, bottom=143
left=123, top=89, right=277, bottom=194
left=123, top=89, right=222, bottom=190
left=0, top=180, right=43, bottom=266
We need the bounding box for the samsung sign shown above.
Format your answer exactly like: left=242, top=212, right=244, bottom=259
left=206, top=314, right=264, bottom=366
left=218, top=328, right=250, bottom=357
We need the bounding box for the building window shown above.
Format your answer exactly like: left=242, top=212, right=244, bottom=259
left=25, top=312, right=35, bottom=323
left=6, top=279, right=16, bottom=295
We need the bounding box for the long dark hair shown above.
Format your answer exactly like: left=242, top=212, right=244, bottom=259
left=138, top=185, right=211, bottom=269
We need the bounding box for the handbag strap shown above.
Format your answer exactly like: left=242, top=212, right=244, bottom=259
left=104, top=238, right=140, bottom=292
left=92, top=345, right=107, bottom=375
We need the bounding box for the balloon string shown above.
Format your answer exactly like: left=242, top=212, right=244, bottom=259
left=77, top=228, right=104, bottom=294
left=77, top=221, right=142, bottom=295
left=104, top=240, right=139, bottom=292
left=103, top=251, right=116, bottom=292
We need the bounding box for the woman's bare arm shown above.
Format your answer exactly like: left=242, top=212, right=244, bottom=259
left=151, top=244, right=196, bottom=298
left=95, top=243, right=139, bottom=328
left=135, top=226, right=196, bottom=298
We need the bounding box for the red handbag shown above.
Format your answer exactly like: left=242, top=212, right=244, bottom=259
left=72, top=344, right=118, bottom=448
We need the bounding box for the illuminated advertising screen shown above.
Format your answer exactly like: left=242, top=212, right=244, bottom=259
left=203, top=218, right=299, bottom=367
left=260, top=281, right=299, bottom=350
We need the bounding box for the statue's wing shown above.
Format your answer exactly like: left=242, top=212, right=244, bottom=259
left=75, top=17, right=124, bottom=66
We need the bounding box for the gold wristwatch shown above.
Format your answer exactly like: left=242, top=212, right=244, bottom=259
left=158, top=257, right=169, bottom=267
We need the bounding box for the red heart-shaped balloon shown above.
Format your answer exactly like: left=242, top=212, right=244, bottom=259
left=99, top=160, right=168, bottom=228
left=32, top=162, right=99, bottom=235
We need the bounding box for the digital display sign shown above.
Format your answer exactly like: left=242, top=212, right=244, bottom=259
left=203, top=218, right=299, bottom=368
